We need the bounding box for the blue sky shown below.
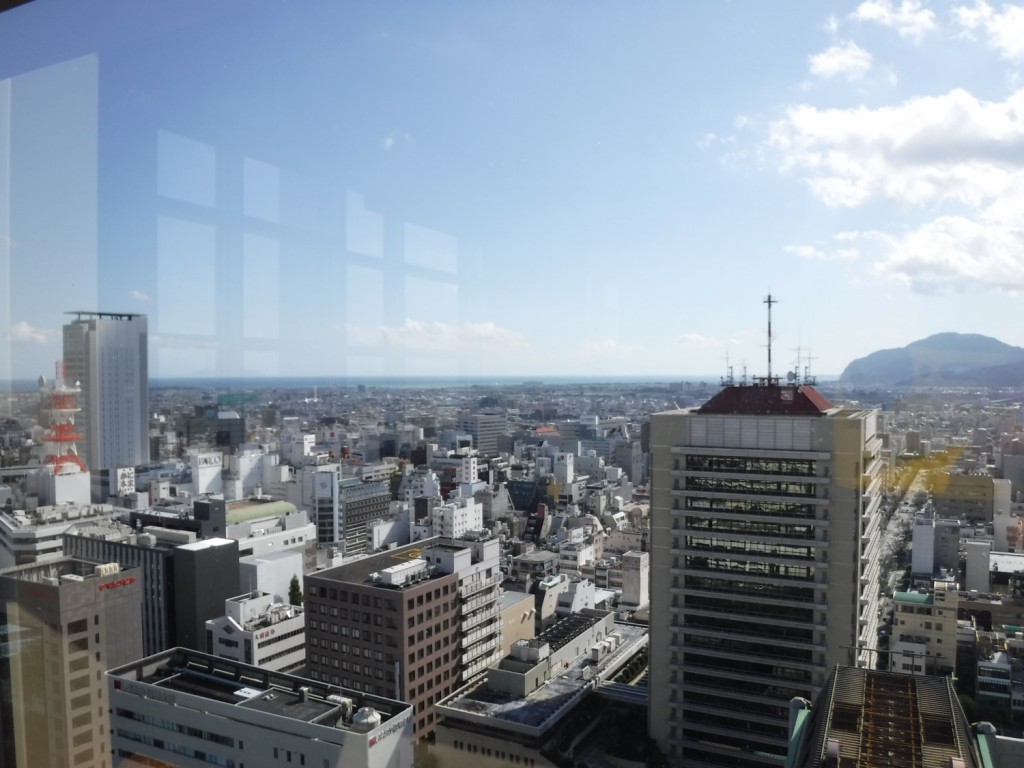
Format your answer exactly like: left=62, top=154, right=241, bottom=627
left=3, top=1, right=1024, bottom=381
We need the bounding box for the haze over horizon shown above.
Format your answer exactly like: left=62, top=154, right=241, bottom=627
left=4, top=2, right=1024, bottom=382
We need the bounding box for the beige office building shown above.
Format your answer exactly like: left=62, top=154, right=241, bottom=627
left=0, top=557, right=142, bottom=768
left=649, top=383, right=885, bottom=768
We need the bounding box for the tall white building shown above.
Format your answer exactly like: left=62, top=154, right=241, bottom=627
left=62, top=312, right=149, bottom=471
left=649, top=382, right=885, bottom=768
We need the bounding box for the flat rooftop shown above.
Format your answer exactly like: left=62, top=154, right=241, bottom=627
left=438, top=621, right=648, bottom=734
left=314, top=538, right=450, bottom=587
left=111, top=648, right=409, bottom=730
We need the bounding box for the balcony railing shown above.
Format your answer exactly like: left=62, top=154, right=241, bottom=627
left=461, top=604, right=500, bottom=629
left=462, top=635, right=501, bottom=663
left=459, top=573, right=502, bottom=599
left=462, top=592, right=500, bottom=614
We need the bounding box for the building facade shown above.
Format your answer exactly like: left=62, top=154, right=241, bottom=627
left=206, top=591, right=305, bottom=673
left=62, top=312, right=149, bottom=472
left=313, top=473, right=392, bottom=555
left=108, top=648, right=413, bottom=768
left=458, top=411, right=507, bottom=457
left=649, top=383, right=885, bottom=767
left=304, top=534, right=503, bottom=739
left=0, top=557, right=142, bottom=768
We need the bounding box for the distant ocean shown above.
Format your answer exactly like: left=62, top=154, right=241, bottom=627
left=2, top=375, right=716, bottom=393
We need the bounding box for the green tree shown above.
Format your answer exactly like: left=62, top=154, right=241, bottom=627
left=288, top=574, right=303, bottom=606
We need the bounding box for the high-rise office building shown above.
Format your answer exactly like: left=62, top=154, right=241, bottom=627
left=0, top=557, right=142, bottom=768
left=62, top=311, right=149, bottom=472
left=648, top=382, right=885, bottom=768
left=457, top=411, right=506, bottom=457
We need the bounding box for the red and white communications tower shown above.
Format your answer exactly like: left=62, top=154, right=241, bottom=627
left=39, top=361, right=87, bottom=476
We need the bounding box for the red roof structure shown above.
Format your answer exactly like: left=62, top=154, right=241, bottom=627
left=698, top=384, right=835, bottom=416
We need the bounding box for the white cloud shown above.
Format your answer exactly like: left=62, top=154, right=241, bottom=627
left=131, top=289, right=151, bottom=302
left=343, top=319, right=527, bottom=351
left=808, top=41, right=873, bottom=81
left=852, top=0, right=937, bottom=41
left=764, top=83, right=1024, bottom=293
left=954, top=1, right=1024, bottom=60
left=8, top=321, right=51, bottom=344
left=380, top=131, right=410, bottom=151
left=768, top=87, right=1024, bottom=207
left=872, top=192, right=1024, bottom=292
left=784, top=244, right=859, bottom=261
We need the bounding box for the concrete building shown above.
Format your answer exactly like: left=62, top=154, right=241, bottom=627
left=410, top=496, right=484, bottom=542
left=0, top=501, right=114, bottom=569
left=649, top=382, right=886, bottom=767
left=64, top=524, right=241, bottom=655
left=932, top=472, right=1011, bottom=524
left=620, top=549, right=650, bottom=612
left=304, top=542, right=460, bottom=739
left=310, top=471, right=392, bottom=555
left=206, top=591, right=305, bottom=673
left=499, top=590, right=537, bottom=657
left=458, top=411, right=507, bottom=457
left=889, top=582, right=959, bottom=675
left=911, top=507, right=962, bottom=578
left=62, top=312, right=149, bottom=472
left=304, top=534, right=503, bottom=739
left=433, top=611, right=648, bottom=768
left=175, top=538, right=242, bottom=651
left=0, top=557, right=143, bottom=768
left=108, top=647, right=413, bottom=768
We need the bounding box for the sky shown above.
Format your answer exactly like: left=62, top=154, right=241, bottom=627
left=2, top=0, right=1024, bottom=382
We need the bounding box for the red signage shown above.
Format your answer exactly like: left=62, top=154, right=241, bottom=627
left=98, top=576, right=136, bottom=592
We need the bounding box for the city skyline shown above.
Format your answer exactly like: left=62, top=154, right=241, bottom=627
left=3, top=2, right=1024, bottom=382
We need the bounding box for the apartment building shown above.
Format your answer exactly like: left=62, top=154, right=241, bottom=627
left=890, top=581, right=959, bottom=675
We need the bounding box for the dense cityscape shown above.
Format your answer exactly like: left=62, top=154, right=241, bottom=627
left=2, top=311, right=1024, bottom=766
left=8, top=2, right=1024, bottom=767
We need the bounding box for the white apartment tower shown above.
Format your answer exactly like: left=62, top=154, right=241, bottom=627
left=62, top=312, right=149, bottom=471
left=649, top=382, right=885, bottom=768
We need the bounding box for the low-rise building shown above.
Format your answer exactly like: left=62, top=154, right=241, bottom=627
left=108, top=647, right=413, bottom=768
left=890, top=582, right=959, bottom=675
left=206, top=591, right=305, bottom=673
left=0, top=502, right=114, bottom=568
left=433, top=610, right=648, bottom=768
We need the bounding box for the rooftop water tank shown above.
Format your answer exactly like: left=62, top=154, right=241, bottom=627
left=351, top=707, right=382, bottom=733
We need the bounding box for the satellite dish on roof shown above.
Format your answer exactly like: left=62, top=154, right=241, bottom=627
left=786, top=371, right=797, bottom=383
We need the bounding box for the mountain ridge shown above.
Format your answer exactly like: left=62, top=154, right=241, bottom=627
left=839, top=333, right=1024, bottom=386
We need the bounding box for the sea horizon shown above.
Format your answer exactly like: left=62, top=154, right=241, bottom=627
left=0, top=373, right=790, bottom=393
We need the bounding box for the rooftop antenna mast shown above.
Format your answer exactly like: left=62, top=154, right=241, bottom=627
left=764, top=293, right=778, bottom=385
left=803, top=350, right=818, bottom=386
left=721, top=352, right=735, bottom=387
